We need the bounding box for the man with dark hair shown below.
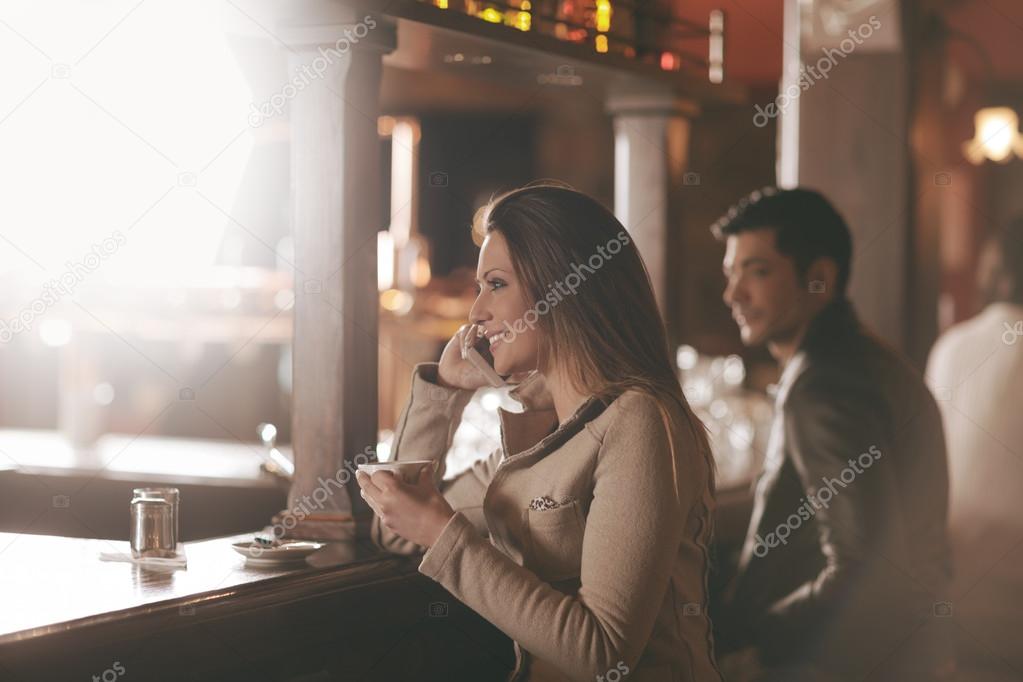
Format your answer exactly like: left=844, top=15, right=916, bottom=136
left=926, top=215, right=1023, bottom=678
left=712, top=187, right=953, bottom=681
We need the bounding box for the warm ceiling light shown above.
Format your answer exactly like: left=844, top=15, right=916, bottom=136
left=709, top=9, right=725, bottom=84
left=516, top=0, right=531, bottom=31
left=377, top=116, right=396, bottom=137
left=963, top=107, right=1023, bottom=164
left=380, top=288, right=413, bottom=314
left=411, top=254, right=432, bottom=288
left=595, top=0, right=612, bottom=32
left=479, top=7, right=503, bottom=23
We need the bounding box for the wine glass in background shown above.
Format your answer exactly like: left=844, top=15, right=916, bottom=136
left=677, top=345, right=772, bottom=489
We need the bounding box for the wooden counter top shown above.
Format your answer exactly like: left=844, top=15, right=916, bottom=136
left=0, top=532, right=513, bottom=681
left=0, top=532, right=402, bottom=644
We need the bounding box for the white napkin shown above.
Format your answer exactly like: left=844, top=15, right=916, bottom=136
left=99, top=544, right=187, bottom=569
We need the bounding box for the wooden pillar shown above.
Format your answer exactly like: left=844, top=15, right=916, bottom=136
left=779, top=0, right=911, bottom=350
left=277, top=7, right=395, bottom=540
left=607, top=87, right=697, bottom=318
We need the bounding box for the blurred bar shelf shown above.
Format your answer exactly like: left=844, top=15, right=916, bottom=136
left=0, top=431, right=288, bottom=542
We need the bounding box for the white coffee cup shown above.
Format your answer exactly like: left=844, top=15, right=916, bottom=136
left=357, top=460, right=438, bottom=484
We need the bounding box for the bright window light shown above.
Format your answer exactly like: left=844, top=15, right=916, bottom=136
left=0, top=0, right=254, bottom=285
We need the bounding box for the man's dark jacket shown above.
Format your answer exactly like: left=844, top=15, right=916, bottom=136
left=725, top=298, right=952, bottom=678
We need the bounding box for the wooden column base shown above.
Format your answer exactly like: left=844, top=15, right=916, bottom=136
left=272, top=510, right=377, bottom=542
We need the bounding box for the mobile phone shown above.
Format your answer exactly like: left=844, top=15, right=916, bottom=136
left=464, top=330, right=506, bottom=387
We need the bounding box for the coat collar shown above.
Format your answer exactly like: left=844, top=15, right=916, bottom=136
left=799, top=296, right=862, bottom=358
left=506, top=371, right=555, bottom=410
left=498, top=371, right=608, bottom=459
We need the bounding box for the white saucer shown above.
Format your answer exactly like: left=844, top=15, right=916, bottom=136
left=231, top=540, right=325, bottom=565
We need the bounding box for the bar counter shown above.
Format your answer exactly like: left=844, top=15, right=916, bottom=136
left=0, top=532, right=513, bottom=682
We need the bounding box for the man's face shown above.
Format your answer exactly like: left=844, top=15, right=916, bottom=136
left=722, top=229, right=814, bottom=348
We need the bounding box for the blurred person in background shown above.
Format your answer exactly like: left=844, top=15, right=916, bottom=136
left=711, top=188, right=953, bottom=681
left=926, top=215, right=1023, bottom=681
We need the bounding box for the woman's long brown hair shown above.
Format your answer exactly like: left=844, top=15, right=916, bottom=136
left=471, top=182, right=716, bottom=503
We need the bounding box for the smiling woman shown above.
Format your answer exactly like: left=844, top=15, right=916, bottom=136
left=357, top=183, right=722, bottom=682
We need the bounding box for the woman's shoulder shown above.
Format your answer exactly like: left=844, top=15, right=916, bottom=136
left=586, top=388, right=698, bottom=450
left=585, top=389, right=712, bottom=499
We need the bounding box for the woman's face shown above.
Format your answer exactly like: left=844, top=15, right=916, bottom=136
left=469, top=231, right=540, bottom=376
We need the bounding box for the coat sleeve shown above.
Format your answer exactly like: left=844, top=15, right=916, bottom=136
left=417, top=394, right=702, bottom=681
left=370, top=362, right=502, bottom=554
left=755, top=368, right=894, bottom=642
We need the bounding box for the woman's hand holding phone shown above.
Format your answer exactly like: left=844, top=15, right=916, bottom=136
left=437, top=323, right=507, bottom=390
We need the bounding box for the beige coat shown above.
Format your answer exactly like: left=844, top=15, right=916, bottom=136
left=371, top=363, right=721, bottom=682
